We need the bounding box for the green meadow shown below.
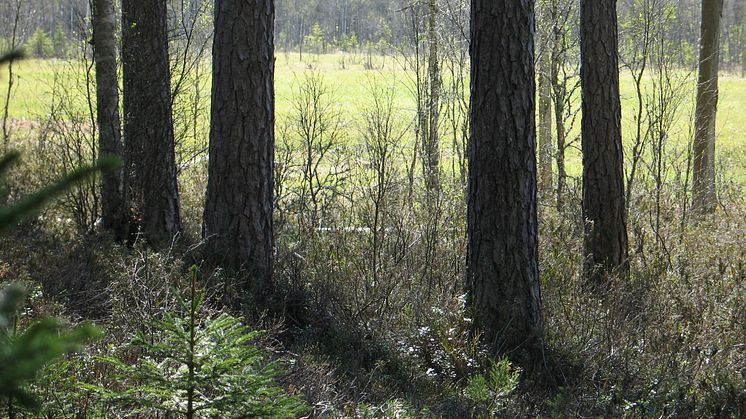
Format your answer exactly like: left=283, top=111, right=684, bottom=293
left=2, top=52, right=744, bottom=183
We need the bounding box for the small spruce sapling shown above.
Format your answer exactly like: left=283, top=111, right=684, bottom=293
left=463, top=357, right=520, bottom=417
left=0, top=285, right=99, bottom=414
left=96, top=266, right=306, bottom=418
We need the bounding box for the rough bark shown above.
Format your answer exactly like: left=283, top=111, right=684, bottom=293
left=467, top=0, right=543, bottom=366
left=121, top=0, right=181, bottom=245
left=692, top=0, right=723, bottom=214
left=92, top=0, right=125, bottom=239
left=579, top=0, right=629, bottom=284
left=203, top=0, right=275, bottom=305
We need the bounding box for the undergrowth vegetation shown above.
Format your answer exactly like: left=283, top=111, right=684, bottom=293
left=1, top=101, right=743, bottom=416
left=0, top=42, right=743, bottom=417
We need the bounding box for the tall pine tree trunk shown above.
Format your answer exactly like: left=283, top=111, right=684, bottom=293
left=203, top=0, right=275, bottom=306
left=467, top=0, right=543, bottom=367
left=692, top=0, right=723, bottom=214
left=579, top=0, right=629, bottom=283
left=92, top=0, right=124, bottom=239
left=121, top=0, right=181, bottom=245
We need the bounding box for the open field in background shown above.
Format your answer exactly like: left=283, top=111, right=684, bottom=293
left=2, top=52, right=745, bottom=183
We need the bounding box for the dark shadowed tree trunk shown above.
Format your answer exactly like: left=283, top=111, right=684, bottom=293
left=203, top=0, right=275, bottom=306
left=579, top=0, right=629, bottom=283
left=121, top=0, right=181, bottom=245
left=93, top=0, right=124, bottom=239
left=467, top=0, right=543, bottom=367
left=692, top=0, right=723, bottom=214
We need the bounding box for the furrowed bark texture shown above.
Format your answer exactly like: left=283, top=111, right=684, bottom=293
left=467, top=0, right=543, bottom=365
left=93, top=0, right=125, bottom=239
left=579, top=0, right=629, bottom=283
left=121, top=0, right=181, bottom=245
left=204, top=0, right=275, bottom=303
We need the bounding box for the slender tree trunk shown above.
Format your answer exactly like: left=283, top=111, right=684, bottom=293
left=692, top=0, right=723, bottom=214
left=204, top=0, right=275, bottom=307
left=121, top=0, right=181, bottom=245
left=2, top=0, right=21, bottom=151
left=92, top=0, right=125, bottom=239
left=425, top=0, right=441, bottom=196
left=737, top=0, right=746, bottom=77
left=554, top=102, right=566, bottom=212
left=579, top=0, right=629, bottom=283
left=537, top=10, right=553, bottom=197
left=467, top=0, right=543, bottom=367
left=549, top=0, right=567, bottom=212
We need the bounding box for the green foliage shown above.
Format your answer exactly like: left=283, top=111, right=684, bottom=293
left=25, top=28, right=54, bottom=59
left=338, top=32, right=359, bottom=52
left=463, top=358, right=520, bottom=417
left=304, top=22, right=326, bottom=53
left=28, top=349, right=109, bottom=417
left=51, top=24, right=69, bottom=59
left=349, top=399, right=418, bottom=418
left=96, top=267, right=307, bottom=418
left=0, top=284, right=100, bottom=411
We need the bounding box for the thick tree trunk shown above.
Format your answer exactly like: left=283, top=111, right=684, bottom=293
left=467, top=0, right=543, bottom=366
left=121, top=0, right=181, bottom=245
left=204, top=0, right=275, bottom=306
left=692, top=0, right=723, bottom=214
left=92, top=0, right=124, bottom=239
left=579, top=0, right=629, bottom=283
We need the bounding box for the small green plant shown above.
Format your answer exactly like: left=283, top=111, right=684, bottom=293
left=304, top=22, right=326, bottom=53
left=463, top=357, right=520, bottom=417
left=97, top=267, right=306, bottom=418
left=0, top=284, right=99, bottom=415
left=350, top=399, right=418, bottom=418
left=25, top=28, right=54, bottom=59
left=52, top=24, right=69, bottom=59
left=339, top=32, right=359, bottom=52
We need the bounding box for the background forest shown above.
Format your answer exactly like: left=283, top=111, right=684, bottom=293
left=0, top=0, right=744, bottom=417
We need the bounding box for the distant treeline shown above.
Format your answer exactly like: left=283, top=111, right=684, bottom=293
left=1, top=0, right=745, bottom=71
